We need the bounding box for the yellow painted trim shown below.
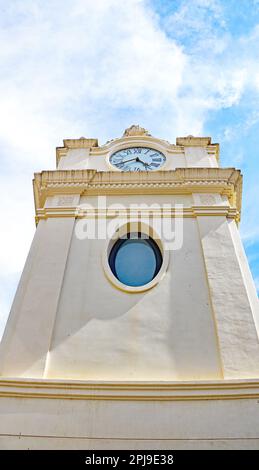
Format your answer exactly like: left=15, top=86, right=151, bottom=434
left=1, top=391, right=259, bottom=401
left=1, top=377, right=259, bottom=401
left=2, top=378, right=259, bottom=389
left=33, top=168, right=242, bottom=222
left=35, top=206, right=239, bottom=226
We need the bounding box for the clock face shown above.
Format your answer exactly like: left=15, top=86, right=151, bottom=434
left=109, top=147, right=166, bottom=171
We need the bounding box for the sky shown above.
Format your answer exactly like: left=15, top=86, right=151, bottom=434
left=0, top=0, right=259, bottom=338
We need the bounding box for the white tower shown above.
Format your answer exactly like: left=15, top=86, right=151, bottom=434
left=0, top=125, right=259, bottom=449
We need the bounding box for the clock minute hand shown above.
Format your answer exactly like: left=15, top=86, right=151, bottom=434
left=115, top=156, right=149, bottom=167
left=115, top=157, right=138, bottom=165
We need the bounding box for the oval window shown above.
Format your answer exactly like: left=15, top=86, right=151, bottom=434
left=108, top=232, right=163, bottom=287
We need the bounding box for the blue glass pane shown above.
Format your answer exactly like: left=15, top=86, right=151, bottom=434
left=114, top=239, right=157, bottom=287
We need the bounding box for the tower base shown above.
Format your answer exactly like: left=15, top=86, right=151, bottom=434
left=0, top=378, right=259, bottom=449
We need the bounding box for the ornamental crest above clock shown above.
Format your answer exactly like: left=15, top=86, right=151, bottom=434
left=123, top=124, right=151, bottom=137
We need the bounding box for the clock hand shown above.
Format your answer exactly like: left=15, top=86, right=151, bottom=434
left=115, top=156, right=147, bottom=166
left=137, top=158, right=149, bottom=167
left=115, top=157, right=138, bottom=165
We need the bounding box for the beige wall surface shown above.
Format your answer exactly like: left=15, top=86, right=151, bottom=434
left=0, top=218, right=75, bottom=378
left=45, top=217, right=221, bottom=381
left=197, top=216, right=259, bottom=378
left=1, top=209, right=258, bottom=381
left=0, top=394, right=259, bottom=449
left=1, top=436, right=259, bottom=450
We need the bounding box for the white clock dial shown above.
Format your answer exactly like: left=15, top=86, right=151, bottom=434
left=109, top=147, right=166, bottom=171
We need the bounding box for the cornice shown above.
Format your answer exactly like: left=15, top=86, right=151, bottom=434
left=176, top=136, right=211, bottom=146
left=33, top=168, right=242, bottom=222
left=0, top=378, right=259, bottom=402
left=207, top=144, right=220, bottom=162
left=35, top=206, right=239, bottom=224
left=63, top=138, right=99, bottom=149
left=56, top=138, right=99, bottom=166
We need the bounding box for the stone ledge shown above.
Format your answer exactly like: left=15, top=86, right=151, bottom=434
left=176, top=136, right=211, bottom=146
left=56, top=138, right=99, bottom=166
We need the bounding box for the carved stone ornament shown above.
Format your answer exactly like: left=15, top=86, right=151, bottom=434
left=199, top=194, right=217, bottom=205
left=123, top=125, right=151, bottom=137
left=55, top=196, right=78, bottom=207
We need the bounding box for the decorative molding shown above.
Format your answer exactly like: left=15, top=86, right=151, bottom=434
left=90, top=135, right=178, bottom=157
left=207, top=144, right=220, bottom=162
left=44, top=195, right=80, bottom=209
left=56, top=133, right=219, bottom=165
left=176, top=136, right=211, bottom=146
left=175, top=137, right=219, bottom=162
left=199, top=195, right=217, bottom=205
left=55, top=196, right=79, bottom=207
left=123, top=125, right=151, bottom=137
left=35, top=206, right=239, bottom=224
left=33, top=168, right=242, bottom=223
left=55, top=147, right=68, bottom=166
left=56, top=138, right=99, bottom=166
left=63, top=138, right=98, bottom=149
left=0, top=378, right=259, bottom=402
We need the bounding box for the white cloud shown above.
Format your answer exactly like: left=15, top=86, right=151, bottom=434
left=0, top=0, right=258, bottom=151
left=163, top=0, right=227, bottom=53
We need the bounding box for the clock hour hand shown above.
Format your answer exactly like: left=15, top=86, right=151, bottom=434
left=137, top=158, right=150, bottom=168
left=135, top=157, right=153, bottom=170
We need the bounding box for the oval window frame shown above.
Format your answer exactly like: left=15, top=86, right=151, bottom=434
left=102, top=221, right=169, bottom=293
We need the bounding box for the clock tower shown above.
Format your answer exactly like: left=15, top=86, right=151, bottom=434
left=0, top=125, right=259, bottom=449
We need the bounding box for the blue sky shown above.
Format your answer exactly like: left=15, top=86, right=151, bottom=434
left=0, top=0, right=259, bottom=338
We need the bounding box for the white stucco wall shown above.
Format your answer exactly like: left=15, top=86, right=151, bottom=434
left=0, top=218, right=76, bottom=378
left=0, top=392, right=259, bottom=449
left=45, top=216, right=221, bottom=381
left=0, top=196, right=258, bottom=381
left=197, top=216, right=259, bottom=378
